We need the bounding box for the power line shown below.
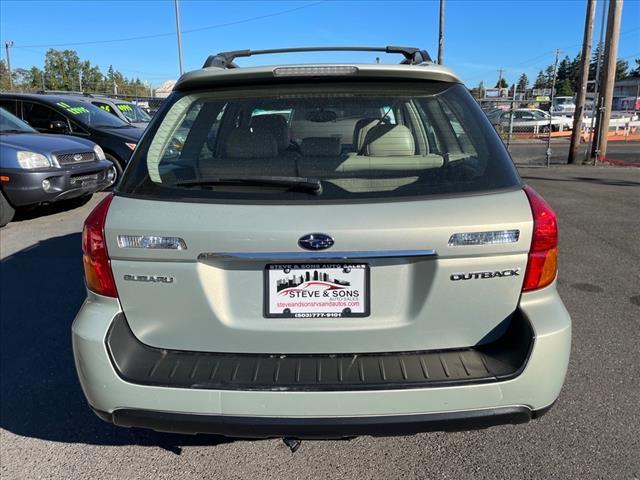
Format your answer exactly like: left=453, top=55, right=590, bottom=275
left=12, top=1, right=324, bottom=49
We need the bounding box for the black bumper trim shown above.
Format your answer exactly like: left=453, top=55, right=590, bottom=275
left=106, top=311, right=534, bottom=392
left=97, top=406, right=536, bottom=439
left=1, top=161, right=113, bottom=206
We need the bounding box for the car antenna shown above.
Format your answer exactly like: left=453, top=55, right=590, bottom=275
left=282, top=437, right=301, bottom=453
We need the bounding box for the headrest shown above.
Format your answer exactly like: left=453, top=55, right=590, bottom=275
left=226, top=127, right=278, bottom=158
left=305, top=110, right=338, bottom=123
left=364, top=124, right=415, bottom=157
left=250, top=114, right=289, bottom=150
left=352, top=118, right=378, bottom=150
left=300, top=137, right=341, bottom=157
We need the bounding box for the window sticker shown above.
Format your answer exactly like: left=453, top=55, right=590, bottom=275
left=117, top=104, right=133, bottom=112
left=56, top=101, right=89, bottom=115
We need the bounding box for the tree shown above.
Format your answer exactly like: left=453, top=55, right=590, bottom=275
left=517, top=73, right=529, bottom=93
left=629, top=59, right=640, bottom=78
left=495, top=77, right=508, bottom=89
left=0, top=60, right=11, bottom=90
left=534, top=70, right=547, bottom=89
left=614, top=59, right=629, bottom=80
left=556, top=78, right=574, bottom=96
left=44, top=49, right=83, bottom=90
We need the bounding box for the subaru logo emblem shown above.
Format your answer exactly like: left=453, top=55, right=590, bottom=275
left=298, top=233, right=334, bottom=251
left=73, top=154, right=83, bottom=162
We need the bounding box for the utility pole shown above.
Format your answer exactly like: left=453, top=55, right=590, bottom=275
left=4, top=40, right=14, bottom=90
left=507, top=83, right=517, bottom=151
left=587, top=0, right=608, bottom=163
left=41, top=72, right=45, bottom=91
left=438, top=0, right=445, bottom=64
left=546, top=49, right=560, bottom=167
left=78, top=71, right=83, bottom=93
left=174, top=0, right=184, bottom=76
left=568, top=0, right=596, bottom=164
left=592, top=0, right=623, bottom=162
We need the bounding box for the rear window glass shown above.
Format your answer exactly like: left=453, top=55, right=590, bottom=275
left=119, top=82, right=520, bottom=202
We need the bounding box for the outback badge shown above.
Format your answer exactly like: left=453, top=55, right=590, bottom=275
left=450, top=269, right=521, bottom=281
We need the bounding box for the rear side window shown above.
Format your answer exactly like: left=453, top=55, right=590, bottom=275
left=119, top=82, right=520, bottom=202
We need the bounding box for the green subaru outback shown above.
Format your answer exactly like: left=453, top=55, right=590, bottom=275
left=72, top=46, right=571, bottom=440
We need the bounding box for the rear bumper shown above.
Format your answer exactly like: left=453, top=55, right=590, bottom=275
left=0, top=161, right=114, bottom=206
left=93, top=404, right=553, bottom=439
left=72, top=283, right=570, bottom=438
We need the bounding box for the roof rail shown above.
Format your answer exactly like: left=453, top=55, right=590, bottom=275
left=202, top=46, right=432, bottom=69
left=36, top=90, right=85, bottom=96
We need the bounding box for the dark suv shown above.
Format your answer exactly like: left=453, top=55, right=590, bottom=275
left=0, top=93, right=145, bottom=182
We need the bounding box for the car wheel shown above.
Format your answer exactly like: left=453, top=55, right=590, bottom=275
left=0, top=190, right=15, bottom=227
left=105, top=153, right=124, bottom=189
left=540, top=125, right=551, bottom=134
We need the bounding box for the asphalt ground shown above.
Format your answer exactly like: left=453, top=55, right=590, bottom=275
left=508, top=139, right=639, bottom=165
left=1, top=166, right=639, bottom=479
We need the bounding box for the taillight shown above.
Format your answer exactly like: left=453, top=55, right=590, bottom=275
left=522, top=185, right=558, bottom=291
left=82, top=194, right=117, bottom=297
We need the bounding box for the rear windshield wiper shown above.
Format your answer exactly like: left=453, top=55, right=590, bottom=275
left=174, top=176, right=323, bottom=195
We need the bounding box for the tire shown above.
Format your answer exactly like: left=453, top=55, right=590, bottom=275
left=104, top=153, right=124, bottom=189
left=0, top=190, right=15, bottom=227
left=540, top=125, right=551, bottom=134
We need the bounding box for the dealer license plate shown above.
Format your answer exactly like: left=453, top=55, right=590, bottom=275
left=265, top=263, right=369, bottom=318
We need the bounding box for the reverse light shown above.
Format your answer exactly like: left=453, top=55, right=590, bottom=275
left=125, top=142, right=137, bottom=151
left=82, top=194, right=117, bottom=297
left=93, top=144, right=106, bottom=160
left=117, top=235, right=186, bottom=250
left=449, top=230, right=520, bottom=246
left=273, top=66, right=358, bottom=77
left=522, top=185, right=558, bottom=291
left=17, top=151, right=50, bottom=169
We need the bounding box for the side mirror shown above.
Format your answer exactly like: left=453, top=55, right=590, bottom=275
left=49, top=120, right=70, bottom=133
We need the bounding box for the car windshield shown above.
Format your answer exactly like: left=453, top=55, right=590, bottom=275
left=54, top=99, right=129, bottom=128
left=119, top=82, right=520, bottom=202
left=116, top=103, right=152, bottom=123
left=530, top=110, right=548, bottom=119
left=0, top=107, right=37, bottom=133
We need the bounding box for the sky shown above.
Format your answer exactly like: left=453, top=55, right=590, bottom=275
left=1, top=0, right=638, bottom=88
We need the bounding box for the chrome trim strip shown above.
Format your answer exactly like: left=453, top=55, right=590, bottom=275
left=198, top=250, right=437, bottom=262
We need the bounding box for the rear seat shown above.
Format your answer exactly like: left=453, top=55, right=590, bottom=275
left=200, top=127, right=298, bottom=177
left=298, top=125, right=445, bottom=178
left=297, top=137, right=344, bottom=177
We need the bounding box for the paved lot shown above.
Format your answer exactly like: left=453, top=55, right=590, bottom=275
left=509, top=139, right=640, bottom=165
left=1, top=166, right=639, bottom=479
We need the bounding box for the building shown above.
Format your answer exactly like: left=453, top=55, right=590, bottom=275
left=154, top=80, right=177, bottom=99
left=613, top=77, right=640, bottom=110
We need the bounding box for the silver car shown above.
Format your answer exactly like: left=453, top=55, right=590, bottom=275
left=72, top=46, right=571, bottom=440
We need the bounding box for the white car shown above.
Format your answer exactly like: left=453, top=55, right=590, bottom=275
left=492, top=109, right=572, bottom=133
left=551, top=96, right=576, bottom=115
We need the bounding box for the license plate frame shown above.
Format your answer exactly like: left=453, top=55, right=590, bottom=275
left=264, top=263, right=370, bottom=318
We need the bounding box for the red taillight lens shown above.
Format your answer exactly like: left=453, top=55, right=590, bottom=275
left=82, top=194, right=117, bottom=297
left=522, top=185, right=558, bottom=291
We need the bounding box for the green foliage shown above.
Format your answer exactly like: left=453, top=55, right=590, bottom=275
left=0, top=60, right=11, bottom=90
left=517, top=73, right=529, bottom=92
left=495, top=77, right=508, bottom=89
left=534, top=70, right=547, bottom=89
left=2, top=49, right=150, bottom=95
left=556, top=78, right=574, bottom=96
